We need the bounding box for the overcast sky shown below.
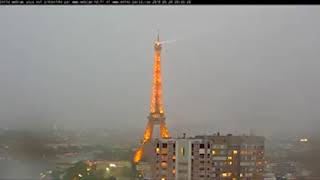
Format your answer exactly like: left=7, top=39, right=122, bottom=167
left=0, top=6, right=320, bottom=137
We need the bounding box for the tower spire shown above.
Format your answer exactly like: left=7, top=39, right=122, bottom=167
left=133, top=34, right=171, bottom=163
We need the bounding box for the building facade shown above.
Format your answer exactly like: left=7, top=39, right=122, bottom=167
left=150, top=133, right=265, bottom=180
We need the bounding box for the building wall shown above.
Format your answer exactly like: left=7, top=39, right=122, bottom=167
left=150, top=134, right=265, bottom=180
left=175, top=139, right=194, bottom=180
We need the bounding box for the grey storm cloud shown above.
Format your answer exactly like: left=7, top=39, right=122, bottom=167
left=0, top=6, right=320, bottom=137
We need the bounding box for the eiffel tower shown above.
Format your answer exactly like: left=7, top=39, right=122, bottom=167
left=133, top=34, right=170, bottom=163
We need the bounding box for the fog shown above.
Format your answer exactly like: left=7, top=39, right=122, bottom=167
left=1, top=6, right=320, bottom=137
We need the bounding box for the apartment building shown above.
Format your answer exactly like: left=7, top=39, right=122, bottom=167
left=150, top=133, right=265, bottom=180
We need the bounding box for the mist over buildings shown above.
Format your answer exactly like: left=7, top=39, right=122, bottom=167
left=0, top=7, right=320, bottom=137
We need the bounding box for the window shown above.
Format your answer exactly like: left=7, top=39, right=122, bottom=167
left=161, top=162, right=168, bottom=169
left=162, top=143, right=167, bottom=148
left=200, top=144, right=205, bottom=148
left=180, top=147, right=185, bottom=156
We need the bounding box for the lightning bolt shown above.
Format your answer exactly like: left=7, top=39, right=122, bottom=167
left=159, top=39, right=177, bottom=44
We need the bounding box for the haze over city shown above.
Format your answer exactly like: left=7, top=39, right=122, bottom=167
left=1, top=6, right=320, bottom=138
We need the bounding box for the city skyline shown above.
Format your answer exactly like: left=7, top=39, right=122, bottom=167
left=1, top=6, right=320, bottom=180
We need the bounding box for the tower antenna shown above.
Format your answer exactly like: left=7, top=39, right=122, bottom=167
left=157, top=29, right=160, bottom=42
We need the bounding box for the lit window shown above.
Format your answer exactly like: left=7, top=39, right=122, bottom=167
left=161, top=177, right=166, bottom=180
left=233, top=150, right=238, bottom=154
left=180, top=147, right=185, bottom=156
left=212, top=150, right=216, bottom=155
left=228, top=156, right=232, bottom=160
left=161, top=162, right=167, bottom=169
left=229, top=161, right=232, bottom=165
left=300, top=138, right=308, bottom=142
left=222, top=172, right=231, bottom=177
left=156, top=147, right=160, bottom=153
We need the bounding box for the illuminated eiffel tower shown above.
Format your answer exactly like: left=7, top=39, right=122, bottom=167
left=133, top=34, right=170, bottom=163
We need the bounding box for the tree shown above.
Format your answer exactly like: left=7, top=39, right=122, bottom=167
left=63, top=161, right=99, bottom=180
left=105, top=176, right=117, bottom=180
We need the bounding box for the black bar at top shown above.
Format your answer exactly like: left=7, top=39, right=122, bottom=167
left=1, top=0, right=320, bottom=5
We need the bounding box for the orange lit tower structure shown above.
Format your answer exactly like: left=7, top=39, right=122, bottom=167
left=133, top=34, right=170, bottom=163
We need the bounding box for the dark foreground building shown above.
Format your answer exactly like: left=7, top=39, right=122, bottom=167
left=148, top=133, right=265, bottom=180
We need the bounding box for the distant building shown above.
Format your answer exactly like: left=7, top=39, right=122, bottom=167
left=136, top=162, right=153, bottom=179
left=263, top=172, right=276, bottom=180
left=148, top=133, right=265, bottom=180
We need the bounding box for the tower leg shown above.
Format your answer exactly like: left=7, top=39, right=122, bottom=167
left=160, top=121, right=170, bottom=138
left=142, top=119, right=154, bottom=144
left=133, top=146, right=144, bottom=163
left=134, top=119, right=154, bottom=163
